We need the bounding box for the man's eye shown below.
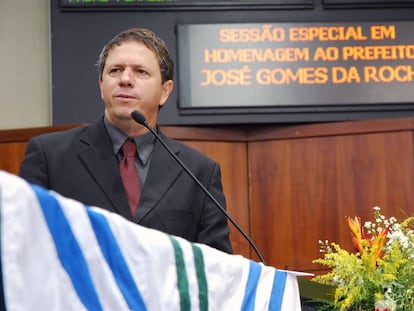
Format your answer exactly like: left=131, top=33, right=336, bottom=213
left=109, top=68, right=121, bottom=74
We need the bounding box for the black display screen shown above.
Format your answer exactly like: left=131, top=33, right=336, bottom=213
left=58, top=0, right=313, bottom=10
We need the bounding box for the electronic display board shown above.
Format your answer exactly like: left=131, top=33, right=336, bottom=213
left=51, top=0, right=414, bottom=125
left=177, top=21, right=414, bottom=114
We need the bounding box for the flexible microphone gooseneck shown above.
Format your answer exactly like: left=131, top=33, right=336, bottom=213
left=131, top=110, right=266, bottom=264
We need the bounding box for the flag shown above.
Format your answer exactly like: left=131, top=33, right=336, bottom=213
left=0, top=171, right=303, bottom=310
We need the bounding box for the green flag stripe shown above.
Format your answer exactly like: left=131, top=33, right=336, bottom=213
left=170, top=237, right=191, bottom=311
left=192, top=245, right=208, bottom=311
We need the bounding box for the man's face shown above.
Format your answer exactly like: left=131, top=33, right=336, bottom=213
left=99, top=40, right=173, bottom=128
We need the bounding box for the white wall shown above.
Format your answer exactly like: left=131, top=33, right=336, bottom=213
left=0, top=1, right=50, bottom=130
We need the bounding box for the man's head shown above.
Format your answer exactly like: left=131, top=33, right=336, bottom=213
left=98, top=28, right=174, bottom=135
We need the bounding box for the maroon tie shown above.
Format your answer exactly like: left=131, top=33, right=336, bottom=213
left=119, top=140, right=140, bottom=217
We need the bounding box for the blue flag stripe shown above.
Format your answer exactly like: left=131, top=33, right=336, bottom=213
left=87, top=209, right=147, bottom=311
left=268, top=270, right=287, bottom=311
left=241, top=260, right=262, bottom=311
left=32, top=185, right=103, bottom=311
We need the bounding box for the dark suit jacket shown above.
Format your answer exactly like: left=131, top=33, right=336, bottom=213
left=19, top=118, right=232, bottom=253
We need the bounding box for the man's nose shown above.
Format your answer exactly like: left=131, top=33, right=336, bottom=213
left=120, top=68, right=134, bottom=85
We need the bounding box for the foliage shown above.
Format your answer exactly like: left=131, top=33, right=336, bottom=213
left=312, top=207, right=414, bottom=311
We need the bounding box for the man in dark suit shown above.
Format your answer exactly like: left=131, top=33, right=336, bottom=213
left=19, top=28, right=232, bottom=254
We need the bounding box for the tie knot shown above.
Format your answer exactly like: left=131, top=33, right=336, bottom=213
left=122, top=140, right=137, bottom=158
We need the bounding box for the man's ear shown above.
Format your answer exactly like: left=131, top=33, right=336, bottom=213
left=159, top=80, right=174, bottom=107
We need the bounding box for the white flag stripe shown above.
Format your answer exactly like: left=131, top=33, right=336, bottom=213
left=203, top=248, right=249, bottom=309
left=281, top=273, right=302, bottom=310
left=89, top=206, right=181, bottom=311
left=0, top=171, right=303, bottom=311
left=1, top=174, right=87, bottom=311
left=254, top=265, right=276, bottom=310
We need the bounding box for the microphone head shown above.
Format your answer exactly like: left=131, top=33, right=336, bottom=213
left=131, top=110, right=146, bottom=125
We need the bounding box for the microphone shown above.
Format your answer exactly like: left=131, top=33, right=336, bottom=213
left=131, top=110, right=266, bottom=264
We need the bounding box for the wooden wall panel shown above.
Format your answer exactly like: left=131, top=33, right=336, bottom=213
left=249, top=130, right=414, bottom=271
left=0, top=125, right=80, bottom=175
left=0, top=142, right=28, bottom=175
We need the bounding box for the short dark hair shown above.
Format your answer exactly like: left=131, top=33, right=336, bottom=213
left=96, top=28, right=174, bottom=83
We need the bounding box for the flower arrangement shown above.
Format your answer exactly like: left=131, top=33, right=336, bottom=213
left=312, top=207, right=414, bottom=311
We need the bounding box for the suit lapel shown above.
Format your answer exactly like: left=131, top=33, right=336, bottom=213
left=77, top=120, right=132, bottom=219
left=136, top=134, right=182, bottom=223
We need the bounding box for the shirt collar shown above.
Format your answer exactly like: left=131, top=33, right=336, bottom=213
left=103, top=116, right=156, bottom=165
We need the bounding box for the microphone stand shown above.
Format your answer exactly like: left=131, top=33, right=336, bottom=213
left=131, top=110, right=266, bottom=264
